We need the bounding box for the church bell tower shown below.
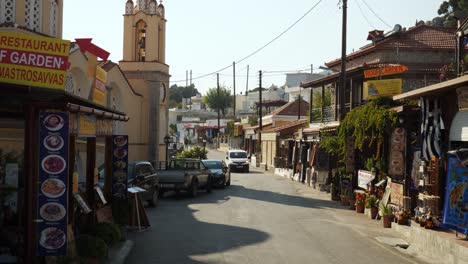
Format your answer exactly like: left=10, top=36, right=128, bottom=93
left=120, top=0, right=169, bottom=161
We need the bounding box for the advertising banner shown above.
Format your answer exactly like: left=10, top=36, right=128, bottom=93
left=112, top=135, right=128, bottom=200
left=442, top=151, right=468, bottom=234
left=93, top=65, right=107, bottom=106
left=37, top=112, right=69, bottom=256
left=0, top=31, right=70, bottom=89
left=78, top=114, right=96, bottom=136
left=389, top=128, right=406, bottom=179
left=363, top=79, right=402, bottom=100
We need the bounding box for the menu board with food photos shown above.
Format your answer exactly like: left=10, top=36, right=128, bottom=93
left=112, top=135, right=128, bottom=200
left=37, top=112, right=69, bottom=256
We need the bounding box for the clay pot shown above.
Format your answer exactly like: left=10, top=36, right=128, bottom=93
left=370, top=207, right=378, bottom=219
left=383, top=215, right=392, bottom=228
left=356, top=203, right=365, bottom=213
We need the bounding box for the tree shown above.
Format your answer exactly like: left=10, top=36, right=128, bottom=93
left=203, top=87, right=233, bottom=116
left=311, top=87, right=332, bottom=120
left=438, top=0, right=468, bottom=27
left=168, top=84, right=199, bottom=108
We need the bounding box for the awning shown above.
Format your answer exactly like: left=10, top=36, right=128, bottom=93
left=450, top=110, right=468, bottom=142
left=394, top=75, right=468, bottom=100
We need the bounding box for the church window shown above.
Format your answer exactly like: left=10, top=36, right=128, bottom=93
left=49, top=0, right=58, bottom=37
left=25, top=0, right=42, bottom=32
left=149, top=1, right=156, bottom=14
left=0, top=0, right=16, bottom=23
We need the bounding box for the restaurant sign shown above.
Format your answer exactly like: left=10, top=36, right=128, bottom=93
left=37, top=112, right=69, bottom=256
left=363, top=79, right=402, bottom=100
left=364, top=65, right=408, bottom=79
left=0, top=31, right=70, bottom=89
left=93, top=65, right=107, bottom=106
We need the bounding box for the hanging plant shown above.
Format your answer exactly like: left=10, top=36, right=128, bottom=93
left=321, top=97, right=399, bottom=163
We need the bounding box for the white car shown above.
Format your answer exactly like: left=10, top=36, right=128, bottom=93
left=225, top=150, right=250, bottom=173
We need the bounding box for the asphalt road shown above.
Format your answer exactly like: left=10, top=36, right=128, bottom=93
left=125, top=149, right=426, bottom=264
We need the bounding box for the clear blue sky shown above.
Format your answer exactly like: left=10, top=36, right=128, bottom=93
left=63, top=0, right=442, bottom=94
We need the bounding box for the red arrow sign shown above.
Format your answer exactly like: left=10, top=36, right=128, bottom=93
left=75, top=38, right=110, bottom=61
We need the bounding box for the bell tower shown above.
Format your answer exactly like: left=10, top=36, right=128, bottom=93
left=120, top=0, right=169, bottom=162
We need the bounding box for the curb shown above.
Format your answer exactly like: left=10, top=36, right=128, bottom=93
left=105, top=240, right=134, bottom=264
left=394, top=223, right=468, bottom=264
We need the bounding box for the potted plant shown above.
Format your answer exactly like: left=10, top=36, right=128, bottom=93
left=365, top=194, right=379, bottom=219
left=355, top=192, right=366, bottom=214
left=76, top=234, right=108, bottom=263
left=380, top=204, right=393, bottom=228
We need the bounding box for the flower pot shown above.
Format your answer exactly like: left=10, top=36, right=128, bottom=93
left=383, top=215, right=392, bottom=228
left=355, top=203, right=365, bottom=213
left=370, top=207, right=378, bottom=219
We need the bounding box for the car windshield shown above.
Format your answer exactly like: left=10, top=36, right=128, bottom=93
left=230, top=151, right=247, bottom=158
left=202, top=161, right=222, bottom=169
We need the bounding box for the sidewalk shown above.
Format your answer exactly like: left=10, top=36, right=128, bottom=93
left=258, top=168, right=468, bottom=264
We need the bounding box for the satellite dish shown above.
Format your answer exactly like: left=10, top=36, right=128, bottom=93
left=394, top=24, right=402, bottom=32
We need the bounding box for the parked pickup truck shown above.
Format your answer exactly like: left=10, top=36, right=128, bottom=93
left=157, top=159, right=212, bottom=197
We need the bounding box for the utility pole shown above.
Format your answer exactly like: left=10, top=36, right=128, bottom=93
left=185, top=70, right=188, bottom=108
left=339, top=0, right=347, bottom=121
left=233, top=61, right=236, bottom=116
left=246, top=65, right=249, bottom=95
left=217, top=73, right=220, bottom=149
left=258, top=70, right=263, bottom=152
left=189, top=70, right=192, bottom=106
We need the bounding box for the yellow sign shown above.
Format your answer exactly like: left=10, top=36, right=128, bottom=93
left=79, top=114, right=96, bottom=136
left=0, top=31, right=70, bottom=89
left=363, top=79, right=402, bottom=100
left=364, top=65, right=408, bottom=79
left=93, top=65, right=107, bottom=106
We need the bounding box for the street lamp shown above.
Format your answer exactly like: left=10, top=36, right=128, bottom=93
left=164, top=135, right=171, bottom=169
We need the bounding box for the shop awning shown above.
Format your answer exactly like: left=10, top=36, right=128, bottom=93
left=450, top=110, right=468, bottom=142
left=0, top=84, right=129, bottom=121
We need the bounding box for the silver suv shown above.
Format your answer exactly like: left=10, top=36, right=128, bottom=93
left=225, top=150, right=250, bottom=173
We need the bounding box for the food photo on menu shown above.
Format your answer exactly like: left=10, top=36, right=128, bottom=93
left=39, top=227, right=66, bottom=250
left=41, top=179, right=66, bottom=198
left=43, top=135, right=64, bottom=152
left=43, top=114, right=64, bottom=131
left=42, top=155, right=66, bottom=175
left=40, top=202, right=66, bottom=222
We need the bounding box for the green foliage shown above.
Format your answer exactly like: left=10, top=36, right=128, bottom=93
left=88, top=222, right=122, bottom=246
left=327, top=98, right=399, bottom=160
left=365, top=194, right=379, bottom=208
left=311, top=87, right=332, bottom=120
left=169, top=84, right=199, bottom=108
left=365, top=158, right=374, bottom=172
left=438, top=0, right=468, bottom=27
left=380, top=203, right=394, bottom=216
left=248, top=115, right=258, bottom=126
left=176, top=146, right=207, bottom=159
left=203, top=87, right=233, bottom=116
left=169, top=124, right=177, bottom=134
left=226, top=121, right=235, bottom=136
left=319, top=136, right=340, bottom=155
left=76, top=235, right=108, bottom=258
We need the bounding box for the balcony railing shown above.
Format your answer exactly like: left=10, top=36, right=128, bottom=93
left=310, top=103, right=356, bottom=124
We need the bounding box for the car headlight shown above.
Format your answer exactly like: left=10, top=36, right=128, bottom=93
left=242, top=161, right=249, bottom=165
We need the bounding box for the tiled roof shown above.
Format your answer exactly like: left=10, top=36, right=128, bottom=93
left=326, top=24, right=456, bottom=68
left=269, top=98, right=309, bottom=116
left=262, top=119, right=307, bottom=133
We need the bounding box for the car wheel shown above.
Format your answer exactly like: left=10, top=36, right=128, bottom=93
left=190, top=180, right=198, bottom=197
left=221, top=176, right=226, bottom=189
left=148, top=188, right=159, bottom=207
left=206, top=177, right=212, bottom=193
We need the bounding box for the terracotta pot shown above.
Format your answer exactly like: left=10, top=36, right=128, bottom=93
left=356, top=203, right=365, bottom=213
left=370, top=207, right=378, bottom=219
left=383, top=215, right=392, bottom=228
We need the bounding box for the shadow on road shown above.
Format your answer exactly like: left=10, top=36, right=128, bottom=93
left=126, top=189, right=270, bottom=264
left=127, top=175, right=347, bottom=263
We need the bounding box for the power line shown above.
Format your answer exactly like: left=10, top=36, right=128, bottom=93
left=361, top=0, right=392, bottom=29
left=355, top=0, right=375, bottom=29
left=170, top=0, right=324, bottom=84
